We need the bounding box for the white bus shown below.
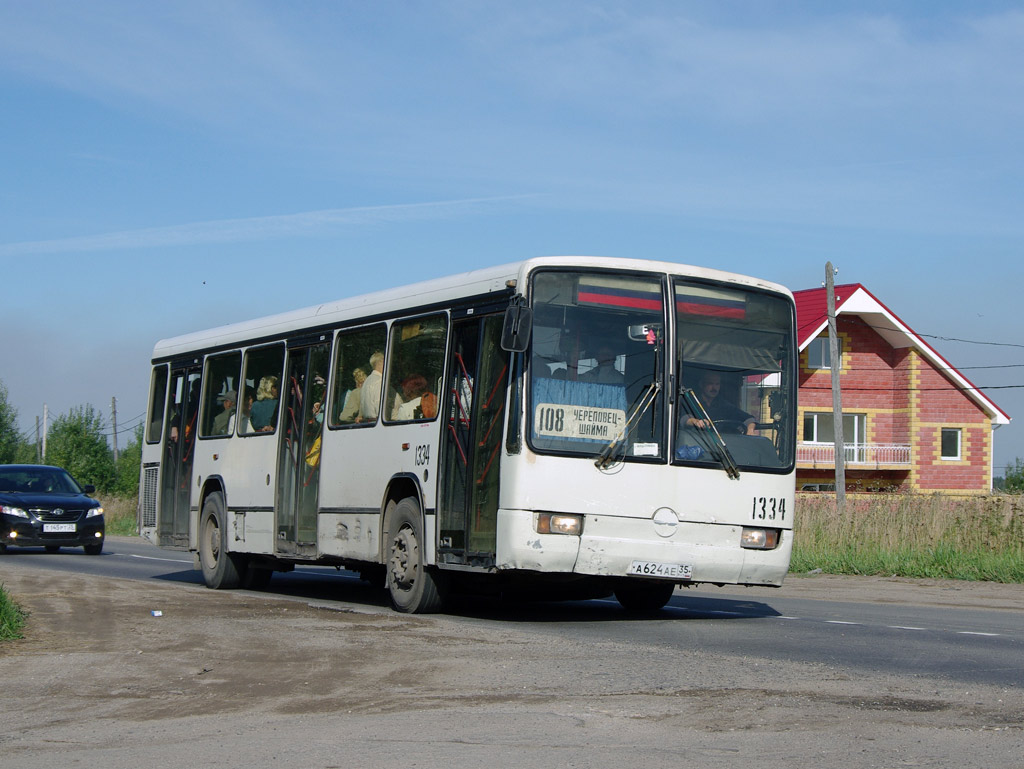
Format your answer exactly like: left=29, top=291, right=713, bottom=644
left=139, top=256, right=796, bottom=613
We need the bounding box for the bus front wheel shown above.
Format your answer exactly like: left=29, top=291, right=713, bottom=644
left=386, top=498, right=446, bottom=614
left=614, top=580, right=676, bottom=613
left=199, top=492, right=242, bottom=589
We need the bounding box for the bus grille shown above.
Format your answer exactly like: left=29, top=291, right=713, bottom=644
left=141, top=465, right=159, bottom=528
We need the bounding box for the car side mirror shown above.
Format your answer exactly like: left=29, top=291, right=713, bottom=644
left=501, top=300, right=532, bottom=353
left=83, top=484, right=96, bottom=494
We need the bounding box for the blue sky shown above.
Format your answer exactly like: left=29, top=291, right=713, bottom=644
left=2, top=1, right=1023, bottom=470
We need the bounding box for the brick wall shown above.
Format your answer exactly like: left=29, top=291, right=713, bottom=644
left=798, top=317, right=992, bottom=493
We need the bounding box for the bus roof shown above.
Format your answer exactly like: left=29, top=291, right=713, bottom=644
left=151, top=256, right=792, bottom=361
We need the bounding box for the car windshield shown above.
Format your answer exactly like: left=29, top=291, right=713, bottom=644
left=0, top=467, right=83, bottom=494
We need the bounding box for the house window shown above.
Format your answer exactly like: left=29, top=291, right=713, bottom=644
left=803, top=412, right=865, bottom=444
left=807, top=337, right=841, bottom=370
left=941, top=428, right=962, bottom=460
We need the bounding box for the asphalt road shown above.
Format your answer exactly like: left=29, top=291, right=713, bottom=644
left=6, top=536, right=1023, bottom=690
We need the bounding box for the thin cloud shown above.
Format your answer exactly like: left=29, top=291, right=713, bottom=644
left=0, top=195, right=540, bottom=256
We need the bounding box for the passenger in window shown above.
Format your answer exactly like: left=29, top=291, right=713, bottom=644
left=393, top=374, right=431, bottom=420
left=685, top=370, right=756, bottom=435
left=237, top=390, right=255, bottom=433
left=212, top=390, right=237, bottom=435
left=338, top=367, right=366, bottom=422
left=581, top=342, right=625, bottom=385
left=250, top=375, right=280, bottom=432
left=357, top=352, right=384, bottom=422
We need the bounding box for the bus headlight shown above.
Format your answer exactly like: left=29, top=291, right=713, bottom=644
left=536, top=513, right=583, bottom=536
left=741, top=527, right=780, bottom=550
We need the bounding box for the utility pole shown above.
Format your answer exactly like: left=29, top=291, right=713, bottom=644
left=826, top=262, right=846, bottom=513
left=111, top=397, right=119, bottom=464
left=35, top=416, right=41, bottom=462
left=42, top=404, right=48, bottom=461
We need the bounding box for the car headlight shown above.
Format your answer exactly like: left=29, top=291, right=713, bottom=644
left=2, top=505, right=29, bottom=518
left=86, top=506, right=104, bottom=518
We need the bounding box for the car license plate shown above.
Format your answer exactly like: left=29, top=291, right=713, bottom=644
left=627, top=560, right=692, bottom=580
left=43, top=523, right=76, bottom=533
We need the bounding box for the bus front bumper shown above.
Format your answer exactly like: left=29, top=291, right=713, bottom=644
left=496, top=509, right=791, bottom=587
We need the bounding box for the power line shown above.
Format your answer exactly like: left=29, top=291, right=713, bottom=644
left=801, top=384, right=1024, bottom=392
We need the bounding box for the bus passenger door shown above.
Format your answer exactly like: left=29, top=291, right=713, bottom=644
left=159, top=365, right=201, bottom=548
left=275, top=342, right=330, bottom=556
left=438, top=314, right=509, bottom=566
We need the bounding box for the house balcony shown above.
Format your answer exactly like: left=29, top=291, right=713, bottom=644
left=796, top=442, right=911, bottom=469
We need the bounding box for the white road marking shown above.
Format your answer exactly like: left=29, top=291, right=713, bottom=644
left=120, top=553, right=192, bottom=564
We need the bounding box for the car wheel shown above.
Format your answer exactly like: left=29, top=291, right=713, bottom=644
left=84, top=541, right=103, bottom=556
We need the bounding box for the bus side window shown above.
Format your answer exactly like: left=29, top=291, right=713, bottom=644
left=147, top=365, right=169, bottom=445
left=329, top=324, right=387, bottom=427
left=239, top=344, right=285, bottom=435
left=200, top=352, right=242, bottom=438
left=385, top=314, right=447, bottom=423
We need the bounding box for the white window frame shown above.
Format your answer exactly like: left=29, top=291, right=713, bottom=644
left=803, top=412, right=865, bottom=445
left=807, top=337, right=841, bottom=370
left=940, top=428, right=962, bottom=460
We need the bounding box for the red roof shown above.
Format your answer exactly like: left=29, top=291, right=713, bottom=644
left=792, top=283, right=1010, bottom=424
left=794, top=283, right=863, bottom=347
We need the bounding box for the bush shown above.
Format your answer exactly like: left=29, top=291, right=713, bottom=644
left=1004, top=458, right=1024, bottom=494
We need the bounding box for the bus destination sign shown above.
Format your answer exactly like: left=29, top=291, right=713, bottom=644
left=535, top=404, right=627, bottom=442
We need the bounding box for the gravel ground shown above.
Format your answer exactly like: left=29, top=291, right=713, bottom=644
left=1, top=559, right=1022, bottom=768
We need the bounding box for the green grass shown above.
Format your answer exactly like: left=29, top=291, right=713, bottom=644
left=0, top=584, right=26, bottom=641
left=98, top=495, right=139, bottom=537
left=792, top=493, right=1024, bottom=582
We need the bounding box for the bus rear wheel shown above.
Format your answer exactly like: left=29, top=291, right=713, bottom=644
left=199, top=492, right=242, bottom=589
left=386, top=498, right=445, bottom=614
left=614, top=581, right=676, bottom=613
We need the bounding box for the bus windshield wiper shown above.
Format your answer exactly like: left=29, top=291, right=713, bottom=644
left=680, top=388, right=740, bottom=480
left=594, top=380, right=660, bottom=469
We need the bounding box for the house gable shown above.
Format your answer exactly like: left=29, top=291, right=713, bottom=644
left=793, top=284, right=1009, bottom=493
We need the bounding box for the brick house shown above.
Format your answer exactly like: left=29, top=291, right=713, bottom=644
left=794, top=283, right=1009, bottom=493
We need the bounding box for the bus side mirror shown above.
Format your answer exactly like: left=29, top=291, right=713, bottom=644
left=501, top=301, right=532, bottom=352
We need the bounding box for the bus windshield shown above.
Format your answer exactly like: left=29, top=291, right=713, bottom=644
left=529, top=271, right=667, bottom=461
left=527, top=270, right=795, bottom=472
left=673, top=277, right=795, bottom=472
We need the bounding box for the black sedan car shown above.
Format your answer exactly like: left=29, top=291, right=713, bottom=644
left=0, top=464, right=105, bottom=555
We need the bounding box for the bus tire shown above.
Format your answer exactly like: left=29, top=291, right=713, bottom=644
left=199, top=492, right=242, bottom=589
left=386, top=497, right=445, bottom=613
left=614, top=580, right=676, bottom=613
left=241, top=566, right=273, bottom=590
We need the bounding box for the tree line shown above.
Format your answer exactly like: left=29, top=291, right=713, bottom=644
left=0, top=379, right=142, bottom=498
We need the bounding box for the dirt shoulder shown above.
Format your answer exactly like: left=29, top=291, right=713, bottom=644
left=1, top=554, right=1022, bottom=769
